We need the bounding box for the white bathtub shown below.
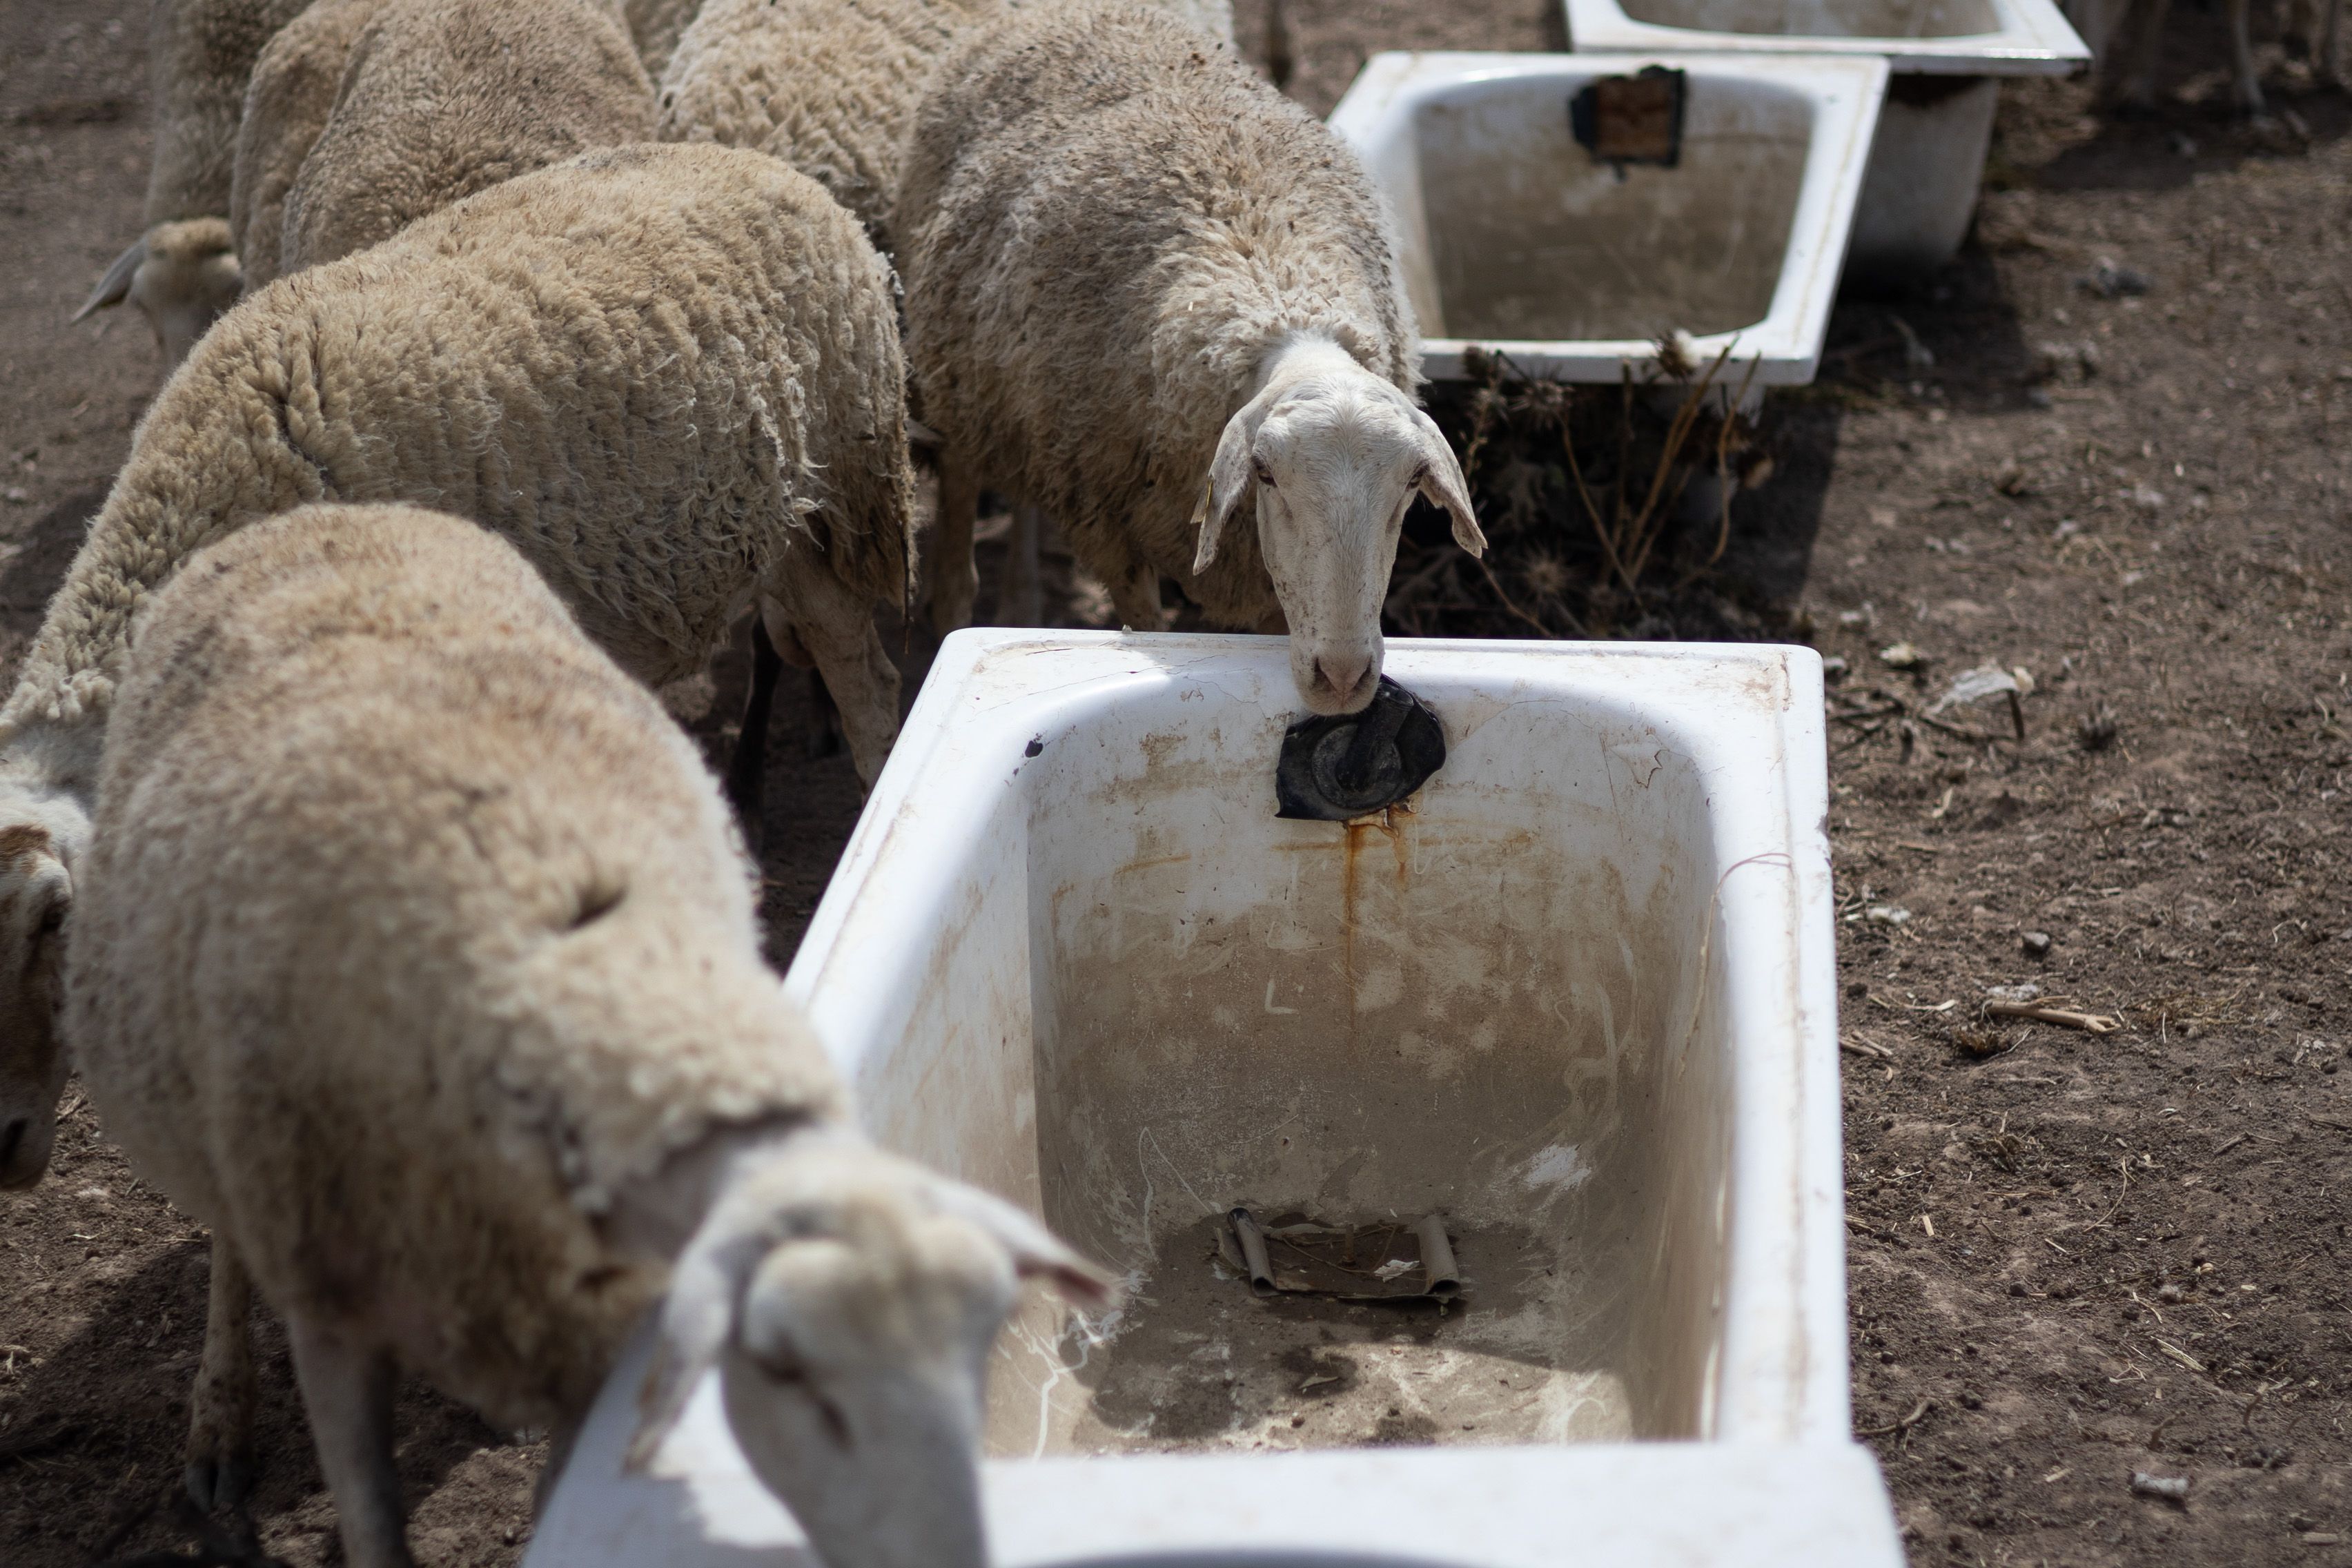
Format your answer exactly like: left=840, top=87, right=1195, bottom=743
left=1329, top=52, right=1887, bottom=391
left=1562, top=0, right=2089, bottom=277
left=529, top=632, right=1899, bottom=1567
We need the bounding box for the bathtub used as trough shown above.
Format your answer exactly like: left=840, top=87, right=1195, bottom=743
left=528, top=632, right=1899, bottom=1567
left=1329, top=52, right=1887, bottom=393
left=1562, top=0, right=2089, bottom=279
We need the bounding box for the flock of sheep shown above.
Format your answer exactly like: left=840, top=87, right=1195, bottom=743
left=0, top=0, right=1489, bottom=1564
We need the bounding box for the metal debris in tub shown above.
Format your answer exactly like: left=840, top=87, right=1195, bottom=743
left=1571, top=66, right=1687, bottom=170
left=1221, top=1207, right=1461, bottom=1302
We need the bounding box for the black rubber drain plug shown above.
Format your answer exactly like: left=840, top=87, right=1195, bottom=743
left=1274, top=676, right=1446, bottom=821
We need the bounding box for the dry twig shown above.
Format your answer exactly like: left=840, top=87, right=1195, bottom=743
left=1858, top=1398, right=1934, bottom=1438
left=1986, top=1001, right=2122, bottom=1033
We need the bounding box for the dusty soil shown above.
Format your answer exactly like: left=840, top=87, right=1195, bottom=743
left=2, top=0, right=2349, bottom=1562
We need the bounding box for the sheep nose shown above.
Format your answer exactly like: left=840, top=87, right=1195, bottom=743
left=1315, top=653, right=1372, bottom=705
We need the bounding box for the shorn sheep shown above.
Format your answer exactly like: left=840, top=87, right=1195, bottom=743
left=897, top=1, right=1482, bottom=712
left=73, top=0, right=313, bottom=366
left=64, top=502, right=1110, bottom=1564
left=0, top=141, right=914, bottom=1196
left=232, top=0, right=656, bottom=294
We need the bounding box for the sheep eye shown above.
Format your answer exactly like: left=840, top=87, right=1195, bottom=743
left=1409, top=463, right=1430, bottom=487
left=813, top=1395, right=853, bottom=1449
left=1251, top=460, right=1275, bottom=488
left=751, top=1342, right=807, bottom=1384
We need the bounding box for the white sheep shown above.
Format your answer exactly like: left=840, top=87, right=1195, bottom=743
left=896, top=0, right=1481, bottom=708
left=232, top=0, right=656, bottom=294
left=654, top=0, right=1235, bottom=252
left=74, top=0, right=314, bottom=365
left=63, top=501, right=1110, bottom=1563
left=2090, top=0, right=2340, bottom=113
left=228, top=0, right=381, bottom=294
left=654, top=0, right=1006, bottom=248
left=0, top=141, right=914, bottom=1200
left=623, top=0, right=707, bottom=77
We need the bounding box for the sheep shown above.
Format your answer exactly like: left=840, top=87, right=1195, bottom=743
left=73, top=0, right=315, bottom=365
left=2091, top=0, right=2342, bottom=114
left=232, top=0, right=656, bottom=295
left=624, top=0, right=707, bottom=77
left=654, top=0, right=1235, bottom=252
left=62, top=502, right=1112, bottom=1560
left=228, top=0, right=386, bottom=294
left=653, top=0, right=1007, bottom=249
left=895, top=0, right=1481, bottom=708
left=0, top=141, right=914, bottom=1199
left=2103, top=0, right=2264, bottom=112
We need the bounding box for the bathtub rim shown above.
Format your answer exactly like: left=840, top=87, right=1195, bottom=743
left=1562, top=0, right=2092, bottom=75
left=1326, top=51, right=1890, bottom=388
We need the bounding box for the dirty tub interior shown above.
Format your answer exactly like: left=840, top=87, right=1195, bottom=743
left=1562, top=0, right=2088, bottom=277
left=529, top=632, right=1899, bottom=1567
left=1329, top=52, right=1885, bottom=390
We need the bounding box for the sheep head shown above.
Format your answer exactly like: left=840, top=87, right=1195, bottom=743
left=631, top=1135, right=1115, bottom=1568
left=74, top=220, right=244, bottom=370
left=1193, top=337, right=1482, bottom=717
left=0, top=790, right=86, bottom=1190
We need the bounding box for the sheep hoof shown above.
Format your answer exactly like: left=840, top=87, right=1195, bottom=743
left=184, top=1451, right=253, bottom=1513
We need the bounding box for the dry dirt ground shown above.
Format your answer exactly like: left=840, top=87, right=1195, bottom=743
left=3, top=0, right=2350, bottom=1562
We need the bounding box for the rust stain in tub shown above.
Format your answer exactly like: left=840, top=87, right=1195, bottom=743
left=1338, top=803, right=1412, bottom=994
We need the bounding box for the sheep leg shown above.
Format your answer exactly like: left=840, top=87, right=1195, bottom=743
left=774, top=565, right=901, bottom=791
left=997, top=502, right=1046, bottom=626
left=286, top=1320, right=414, bottom=1568
left=1108, top=564, right=1162, bottom=633
left=759, top=599, right=841, bottom=762
left=804, top=667, right=843, bottom=761
left=184, top=1235, right=257, bottom=1513
left=725, top=614, right=784, bottom=848
left=928, top=453, right=981, bottom=638
left=2226, top=0, right=2266, bottom=112
left=2115, top=0, right=2170, bottom=108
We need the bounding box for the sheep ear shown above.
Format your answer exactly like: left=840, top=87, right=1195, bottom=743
left=75, top=238, right=146, bottom=323
left=931, top=1182, right=1121, bottom=1309
left=627, top=1229, right=767, bottom=1471
left=1411, top=407, right=1484, bottom=558
left=1190, top=402, right=1262, bottom=575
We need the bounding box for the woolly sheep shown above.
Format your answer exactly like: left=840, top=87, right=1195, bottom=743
left=654, top=0, right=1005, bottom=248
left=0, top=142, right=914, bottom=1199
left=233, top=0, right=656, bottom=294
left=228, top=0, right=384, bottom=293
left=64, top=502, right=1111, bottom=1562
left=624, top=0, right=707, bottom=76
left=73, top=0, right=313, bottom=365
left=654, top=0, right=1233, bottom=251
left=896, top=1, right=1482, bottom=708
